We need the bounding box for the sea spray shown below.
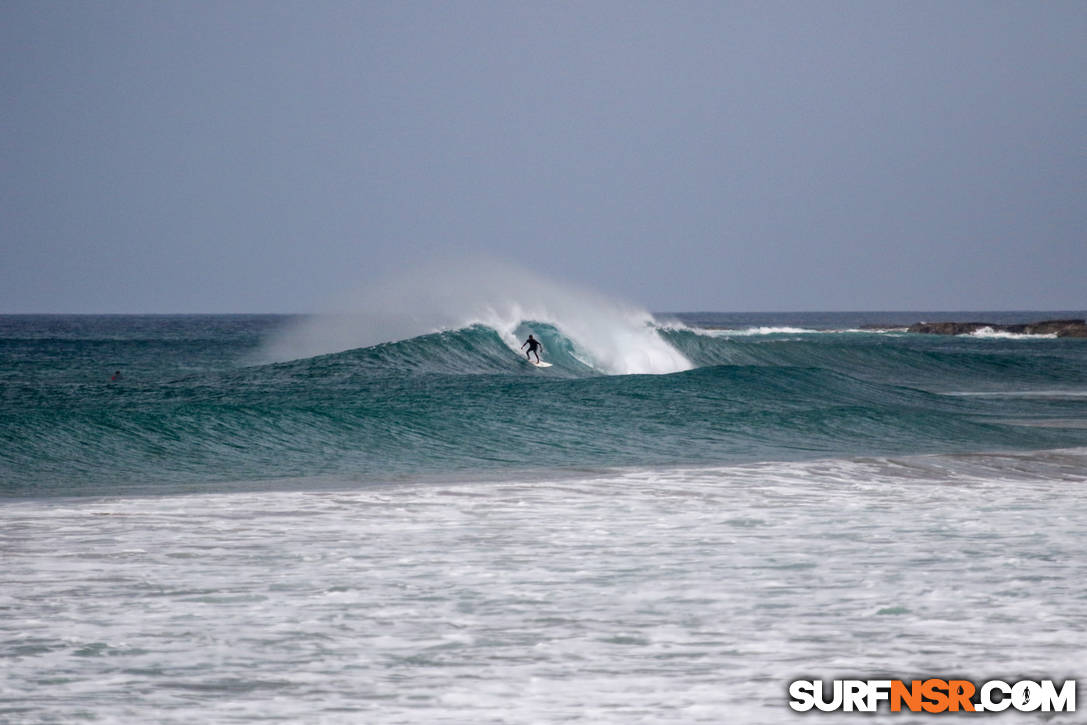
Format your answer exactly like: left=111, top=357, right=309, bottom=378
left=259, top=259, right=692, bottom=375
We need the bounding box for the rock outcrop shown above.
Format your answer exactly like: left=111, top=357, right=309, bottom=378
left=907, top=319, right=1087, bottom=338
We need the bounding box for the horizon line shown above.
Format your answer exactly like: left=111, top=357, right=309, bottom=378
left=1, top=308, right=1085, bottom=317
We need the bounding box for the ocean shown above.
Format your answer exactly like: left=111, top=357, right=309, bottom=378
left=2, top=310, right=1086, bottom=723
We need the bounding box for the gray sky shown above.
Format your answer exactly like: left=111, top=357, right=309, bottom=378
left=2, top=0, right=1084, bottom=313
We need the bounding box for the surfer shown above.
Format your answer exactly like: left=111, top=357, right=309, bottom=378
left=110, top=370, right=122, bottom=382
left=521, top=334, right=544, bottom=364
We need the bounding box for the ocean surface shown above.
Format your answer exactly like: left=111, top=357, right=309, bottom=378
left=2, top=310, right=1086, bottom=722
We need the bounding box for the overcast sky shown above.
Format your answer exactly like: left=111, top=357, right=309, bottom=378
left=2, top=1, right=1084, bottom=313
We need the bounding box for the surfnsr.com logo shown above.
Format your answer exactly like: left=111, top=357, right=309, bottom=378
left=788, top=679, right=1076, bottom=713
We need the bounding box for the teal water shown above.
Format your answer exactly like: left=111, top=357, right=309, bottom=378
left=2, top=312, right=1086, bottom=497
left=3, top=312, right=1087, bottom=724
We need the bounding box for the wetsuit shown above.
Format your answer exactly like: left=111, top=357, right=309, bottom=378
left=522, top=337, right=542, bottom=362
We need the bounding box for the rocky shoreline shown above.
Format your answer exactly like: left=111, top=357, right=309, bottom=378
left=906, top=319, right=1087, bottom=338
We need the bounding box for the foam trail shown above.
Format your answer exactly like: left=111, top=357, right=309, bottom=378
left=260, top=259, right=691, bottom=375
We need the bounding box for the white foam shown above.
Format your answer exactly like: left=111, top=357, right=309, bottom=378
left=732, top=326, right=817, bottom=335
left=683, top=325, right=820, bottom=338
left=4, top=449, right=1086, bottom=724
left=259, top=259, right=692, bottom=375
left=969, top=326, right=1059, bottom=339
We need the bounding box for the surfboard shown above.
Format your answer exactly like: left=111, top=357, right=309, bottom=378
left=529, top=360, right=552, bottom=368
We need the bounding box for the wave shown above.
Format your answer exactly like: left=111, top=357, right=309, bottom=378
left=249, top=309, right=1087, bottom=415
left=252, top=319, right=1087, bottom=393
left=253, top=262, right=1083, bottom=382
left=4, top=303, right=1087, bottom=496
left=259, top=259, right=691, bottom=376
left=5, top=332, right=1087, bottom=496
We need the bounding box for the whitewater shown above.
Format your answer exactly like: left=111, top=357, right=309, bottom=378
left=5, top=453, right=1086, bottom=723
left=2, top=278, right=1086, bottom=722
